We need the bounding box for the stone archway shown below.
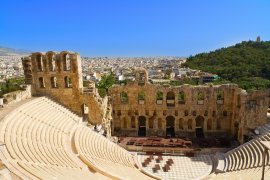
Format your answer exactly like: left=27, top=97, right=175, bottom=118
left=138, top=116, right=146, bottom=137
left=195, top=116, right=205, bottom=138
left=166, top=116, right=175, bottom=137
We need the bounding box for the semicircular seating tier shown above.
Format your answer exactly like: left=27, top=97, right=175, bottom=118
left=0, top=97, right=151, bottom=179
left=213, top=124, right=270, bottom=179
left=74, top=126, right=153, bottom=179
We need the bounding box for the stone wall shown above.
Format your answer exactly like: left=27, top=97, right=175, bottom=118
left=22, top=51, right=108, bottom=126
left=1, top=85, right=32, bottom=106
left=109, top=69, right=270, bottom=143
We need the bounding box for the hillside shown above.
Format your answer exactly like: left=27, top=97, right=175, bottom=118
left=0, top=46, right=31, bottom=56
left=183, top=40, right=270, bottom=90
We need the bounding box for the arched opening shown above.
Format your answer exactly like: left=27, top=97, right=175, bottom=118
left=120, top=92, right=128, bottom=104
left=166, top=91, right=175, bottom=107
left=138, top=92, right=145, bottom=104
left=197, top=92, right=204, bottom=105
left=36, top=54, right=43, bottom=71
left=64, top=76, right=72, bottom=88
left=81, top=104, right=89, bottom=122
left=178, top=91, right=185, bottom=104
left=38, top=77, right=45, bottom=88
left=195, top=116, right=205, bottom=138
left=50, top=76, right=58, bottom=88
left=166, top=116, right=175, bottom=137
left=48, top=53, right=56, bottom=71
left=156, top=91, right=163, bottom=104
left=138, top=72, right=146, bottom=86
left=179, top=118, right=184, bottom=130
left=216, top=90, right=224, bottom=104
left=63, top=53, right=71, bottom=71
left=138, top=116, right=146, bottom=137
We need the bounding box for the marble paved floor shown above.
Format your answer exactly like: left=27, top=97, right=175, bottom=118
left=138, top=154, right=212, bottom=180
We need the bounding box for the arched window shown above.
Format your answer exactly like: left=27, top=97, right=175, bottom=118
left=166, top=91, right=175, bottom=107
left=179, top=118, right=184, bottom=130
left=63, top=53, right=71, bottom=71
left=36, top=54, right=43, bottom=71
left=156, top=91, right=163, bottom=104
left=197, top=92, right=204, bottom=100
left=216, top=90, right=224, bottom=104
left=138, top=92, right=145, bottom=100
left=178, top=91, right=185, bottom=104
left=120, top=92, right=128, bottom=103
left=197, top=92, right=204, bottom=105
left=138, top=72, right=146, bottom=86
left=216, top=90, right=224, bottom=100
left=64, top=76, right=72, bottom=88
left=138, top=92, right=145, bottom=104
left=38, top=77, right=45, bottom=88
left=50, top=76, right=58, bottom=88
left=48, top=54, right=56, bottom=71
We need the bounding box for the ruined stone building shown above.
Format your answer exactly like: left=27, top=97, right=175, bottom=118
left=109, top=69, right=270, bottom=143
left=22, top=52, right=270, bottom=144
left=22, top=51, right=111, bottom=134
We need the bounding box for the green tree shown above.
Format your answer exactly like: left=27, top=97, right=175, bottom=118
left=96, top=74, right=115, bottom=97
left=183, top=40, right=270, bottom=90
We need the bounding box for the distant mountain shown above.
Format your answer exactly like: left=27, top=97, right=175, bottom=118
left=0, top=46, right=31, bottom=56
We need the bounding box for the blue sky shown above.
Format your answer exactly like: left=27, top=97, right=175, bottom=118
left=1, top=0, right=270, bottom=57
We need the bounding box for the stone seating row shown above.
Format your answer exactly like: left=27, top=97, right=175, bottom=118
left=74, top=126, right=151, bottom=179
left=0, top=97, right=106, bottom=179
left=42, top=97, right=81, bottom=122
left=211, top=166, right=270, bottom=180
left=220, top=125, right=270, bottom=172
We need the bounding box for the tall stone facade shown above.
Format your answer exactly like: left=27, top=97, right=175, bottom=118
left=109, top=69, right=270, bottom=143
left=22, top=51, right=110, bottom=130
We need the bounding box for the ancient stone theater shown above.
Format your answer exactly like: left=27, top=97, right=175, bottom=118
left=0, top=51, right=270, bottom=179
